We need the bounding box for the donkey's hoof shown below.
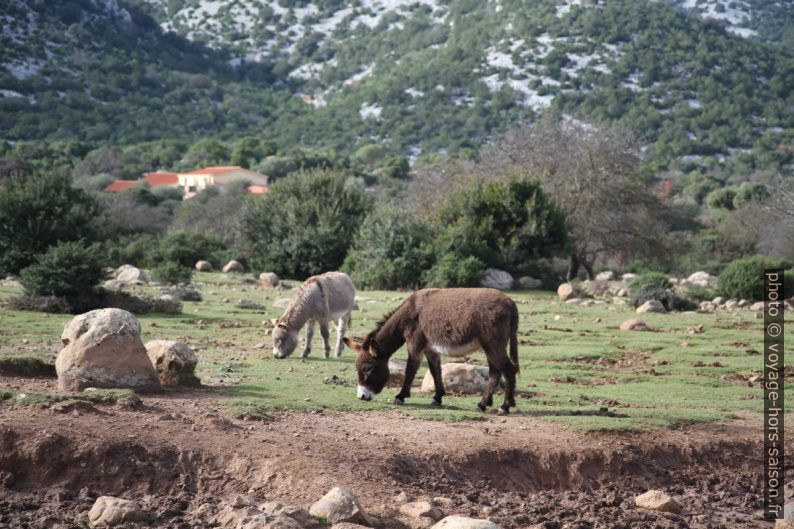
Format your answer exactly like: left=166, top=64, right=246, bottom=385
left=476, top=403, right=487, bottom=412
left=431, top=398, right=442, bottom=407
left=393, top=397, right=405, bottom=405
left=497, top=406, right=510, bottom=416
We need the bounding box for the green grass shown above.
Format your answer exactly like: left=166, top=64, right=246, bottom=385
left=0, top=271, right=785, bottom=431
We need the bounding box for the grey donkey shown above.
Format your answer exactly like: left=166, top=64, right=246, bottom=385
left=271, top=271, right=356, bottom=359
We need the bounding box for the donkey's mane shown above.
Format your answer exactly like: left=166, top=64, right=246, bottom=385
left=364, top=305, right=401, bottom=346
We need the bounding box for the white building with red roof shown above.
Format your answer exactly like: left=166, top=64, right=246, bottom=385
left=177, top=166, right=269, bottom=197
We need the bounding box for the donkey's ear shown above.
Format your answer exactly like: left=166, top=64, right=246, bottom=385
left=368, top=338, right=380, bottom=357
left=264, top=319, right=278, bottom=328
left=276, top=321, right=288, bottom=329
left=343, top=337, right=365, bottom=353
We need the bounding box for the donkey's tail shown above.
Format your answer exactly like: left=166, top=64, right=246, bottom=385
left=509, top=303, right=520, bottom=374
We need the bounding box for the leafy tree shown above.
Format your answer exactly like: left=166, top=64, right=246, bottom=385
left=0, top=172, right=100, bottom=274
left=19, top=241, right=107, bottom=297
left=343, top=208, right=436, bottom=290
left=238, top=169, right=371, bottom=278
left=152, top=261, right=194, bottom=286
left=429, top=175, right=569, bottom=284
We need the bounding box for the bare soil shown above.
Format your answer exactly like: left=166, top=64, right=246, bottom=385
left=0, top=375, right=784, bottom=529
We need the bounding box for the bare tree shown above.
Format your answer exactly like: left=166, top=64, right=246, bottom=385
left=478, top=117, right=671, bottom=279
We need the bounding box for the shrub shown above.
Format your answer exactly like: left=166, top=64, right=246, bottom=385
left=238, top=169, right=371, bottom=278
left=717, top=256, right=793, bottom=301
left=19, top=241, right=107, bottom=297
left=343, top=208, right=436, bottom=290
left=152, top=261, right=194, bottom=286
left=433, top=176, right=568, bottom=280
left=150, top=231, right=230, bottom=269
left=0, top=171, right=100, bottom=274
left=628, top=271, right=672, bottom=294
left=5, top=289, right=182, bottom=315
left=423, top=254, right=486, bottom=288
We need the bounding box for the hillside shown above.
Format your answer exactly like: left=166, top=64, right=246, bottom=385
left=1, top=0, right=793, bottom=176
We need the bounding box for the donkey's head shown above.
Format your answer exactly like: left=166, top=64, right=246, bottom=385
left=270, top=319, right=299, bottom=359
left=343, top=336, right=389, bottom=401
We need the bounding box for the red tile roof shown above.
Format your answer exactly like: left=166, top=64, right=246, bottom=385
left=247, top=184, right=269, bottom=195
left=144, top=171, right=179, bottom=187
left=184, top=166, right=243, bottom=175
left=103, top=180, right=138, bottom=192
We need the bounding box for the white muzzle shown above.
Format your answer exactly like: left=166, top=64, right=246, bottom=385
left=357, top=385, right=375, bottom=401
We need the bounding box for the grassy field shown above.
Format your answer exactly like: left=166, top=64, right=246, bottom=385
left=0, top=271, right=784, bottom=431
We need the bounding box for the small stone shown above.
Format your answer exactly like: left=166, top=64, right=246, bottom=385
left=619, top=319, right=649, bottom=332
left=430, top=516, right=501, bottom=529
left=634, top=490, right=681, bottom=514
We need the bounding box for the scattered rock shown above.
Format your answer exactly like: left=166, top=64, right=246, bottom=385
left=144, top=340, right=199, bottom=386
left=698, top=301, right=716, bottom=312
left=517, top=276, right=542, bottom=289
left=195, top=260, right=213, bottom=272
left=687, top=325, right=704, bottom=334
left=619, top=319, right=649, bottom=332
left=56, top=309, right=160, bottom=392
left=310, top=488, right=375, bottom=526
left=257, top=502, right=314, bottom=527
left=1, top=276, right=22, bottom=288
left=595, top=271, right=615, bottom=281
left=775, top=501, right=794, bottom=529
left=737, top=299, right=749, bottom=307
left=684, top=271, right=718, bottom=289
left=164, top=287, right=202, bottom=302
left=636, top=300, right=666, bottom=314
left=223, top=260, right=245, bottom=273
left=387, top=357, right=408, bottom=386
left=621, top=273, right=637, bottom=283
left=259, top=272, right=280, bottom=289
left=430, top=516, right=500, bottom=529
left=580, top=280, right=611, bottom=297
left=158, top=294, right=176, bottom=302
left=616, top=288, right=629, bottom=297
left=115, top=264, right=149, bottom=285
left=330, top=524, right=372, bottom=529
left=400, top=501, right=444, bottom=522
left=750, top=301, right=765, bottom=311
left=712, top=296, right=725, bottom=306
left=565, top=298, right=584, bottom=305
left=634, top=490, right=681, bottom=514
left=420, top=363, right=489, bottom=394
left=88, top=496, right=145, bottom=527
left=724, top=299, right=739, bottom=310
left=557, top=283, right=587, bottom=301
left=103, top=279, right=126, bottom=290
left=50, top=400, right=104, bottom=415
left=480, top=268, right=514, bottom=290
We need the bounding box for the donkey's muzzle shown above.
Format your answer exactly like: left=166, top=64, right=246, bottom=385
left=357, top=385, right=374, bottom=401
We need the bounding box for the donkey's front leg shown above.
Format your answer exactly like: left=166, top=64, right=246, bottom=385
left=301, top=321, right=315, bottom=358
left=425, top=351, right=445, bottom=406
left=333, top=314, right=348, bottom=358
left=319, top=321, right=331, bottom=359
left=394, top=352, right=422, bottom=405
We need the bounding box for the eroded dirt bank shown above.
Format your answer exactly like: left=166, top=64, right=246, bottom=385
left=0, top=381, right=783, bottom=529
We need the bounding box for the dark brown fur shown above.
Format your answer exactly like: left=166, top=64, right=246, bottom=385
left=344, top=288, right=520, bottom=414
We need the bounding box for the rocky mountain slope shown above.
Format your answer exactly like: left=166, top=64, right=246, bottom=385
left=1, top=0, right=792, bottom=176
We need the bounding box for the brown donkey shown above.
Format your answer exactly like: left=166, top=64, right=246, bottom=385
left=343, top=288, right=520, bottom=415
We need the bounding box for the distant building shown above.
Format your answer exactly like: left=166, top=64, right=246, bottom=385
left=103, top=166, right=269, bottom=198
left=103, top=180, right=137, bottom=192
left=177, top=166, right=269, bottom=197
left=143, top=171, right=179, bottom=188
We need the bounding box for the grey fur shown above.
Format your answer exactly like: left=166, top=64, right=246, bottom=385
left=272, top=271, right=356, bottom=359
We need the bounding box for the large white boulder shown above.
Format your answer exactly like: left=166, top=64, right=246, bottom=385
left=421, top=363, right=489, bottom=394
left=557, top=283, right=586, bottom=301
left=595, top=271, right=616, bottom=281
left=634, top=490, right=681, bottom=514
left=480, top=268, right=513, bottom=290
left=223, top=260, right=245, bottom=273
left=88, top=496, right=145, bottom=527
left=56, top=309, right=160, bottom=392
left=195, top=260, right=213, bottom=272
left=309, top=487, right=375, bottom=526
left=636, top=300, right=666, bottom=314
left=259, top=272, right=280, bottom=289
left=115, top=264, right=149, bottom=285
left=144, top=340, right=199, bottom=386
left=683, top=271, right=718, bottom=289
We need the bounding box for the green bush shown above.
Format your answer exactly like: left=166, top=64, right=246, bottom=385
left=151, top=231, right=229, bottom=269
left=152, top=261, right=194, bottom=286
left=433, top=175, right=568, bottom=279
left=628, top=271, right=672, bottom=294
left=239, top=169, right=371, bottom=279
left=343, top=208, right=436, bottom=290
left=717, top=256, right=793, bottom=301
left=423, top=254, right=486, bottom=288
left=19, top=241, right=107, bottom=297
left=0, top=171, right=100, bottom=274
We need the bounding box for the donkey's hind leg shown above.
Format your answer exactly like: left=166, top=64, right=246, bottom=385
left=494, top=354, right=517, bottom=415
left=477, top=360, right=501, bottom=412
left=425, top=351, right=445, bottom=406
left=333, top=313, right=348, bottom=358
left=319, top=321, right=331, bottom=359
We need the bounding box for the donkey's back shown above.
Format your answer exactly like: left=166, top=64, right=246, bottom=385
left=307, top=271, right=356, bottom=318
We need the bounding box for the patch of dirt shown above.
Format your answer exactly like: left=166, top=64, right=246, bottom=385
left=0, top=375, right=785, bottom=529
